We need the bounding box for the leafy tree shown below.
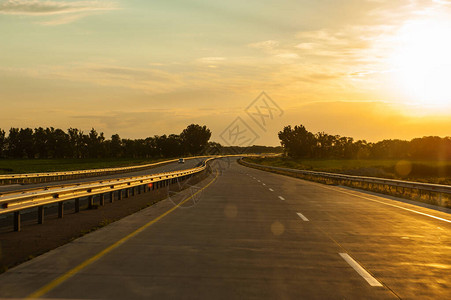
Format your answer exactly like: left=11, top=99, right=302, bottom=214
left=67, top=128, right=84, bottom=158
left=19, top=128, right=35, bottom=158
left=155, top=134, right=183, bottom=157
left=278, top=124, right=451, bottom=160
left=86, top=128, right=105, bottom=158
left=54, top=129, right=70, bottom=158
left=180, top=124, right=211, bottom=155
left=7, top=128, right=21, bottom=158
left=34, top=127, right=48, bottom=158
left=110, top=134, right=123, bottom=158
left=278, top=125, right=315, bottom=158
left=0, top=129, right=5, bottom=158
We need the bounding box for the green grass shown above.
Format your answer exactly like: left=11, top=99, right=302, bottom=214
left=246, top=157, right=451, bottom=185
left=0, top=158, right=170, bottom=174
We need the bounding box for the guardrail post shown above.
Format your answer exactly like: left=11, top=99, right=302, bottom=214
left=100, top=194, right=105, bottom=206
left=58, top=202, right=64, bottom=218
left=38, top=206, right=44, bottom=224
left=131, top=187, right=135, bottom=197
left=125, top=188, right=130, bottom=198
left=74, top=198, right=80, bottom=213
left=118, top=190, right=123, bottom=201
left=14, top=211, right=20, bottom=232
left=88, top=196, right=94, bottom=209
left=110, top=191, right=114, bottom=203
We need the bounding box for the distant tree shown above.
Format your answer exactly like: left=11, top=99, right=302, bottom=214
left=34, top=127, right=48, bottom=158
left=0, top=129, right=5, bottom=158
left=19, top=128, right=35, bottom=158
left=7, top=128, right=21, bottom=158
left=53, top=129, right=70, bottom=158
left=180, top=124, right=211, bottom=155
left=110, top=134, right=123, bottom=158
left=144, top=137, right=159, bottom=158
left=409, top=136, right=451, bottom=160
left=314, top=132, right=335, bottom=158
left=278, top=125, right=315, bottom=158
left=154, top=134, right=183, bottom=157
left=86, top=128, right=105, bottom=158
left=122, top=139, right=135, bottom=158
left=67, top=128, right=84, bottom=158
left=205, top=141, right=222, bottom=155
left=370, top=139, right=410, bottom=159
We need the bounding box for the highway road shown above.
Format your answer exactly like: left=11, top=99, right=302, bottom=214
left=0, top=158, right=450, bottom=299
left=0, top=157, right=205, bottom=194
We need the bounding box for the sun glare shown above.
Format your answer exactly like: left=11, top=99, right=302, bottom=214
left=389, top=17, right=451, bottom=109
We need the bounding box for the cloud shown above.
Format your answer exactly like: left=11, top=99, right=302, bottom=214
left=0, top=0, right=118, bottom=24
left=248, top=40, right=279, bottom=51
left=274, top=53, right=299, bottom=59
left=198, top=57, right=226, bottom=62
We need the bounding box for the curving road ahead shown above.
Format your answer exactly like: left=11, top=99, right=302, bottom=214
left=0, top=158, right=450, bottom=299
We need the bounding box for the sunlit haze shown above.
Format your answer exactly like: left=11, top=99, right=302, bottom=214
left=1, top=0, right=450, bottom=145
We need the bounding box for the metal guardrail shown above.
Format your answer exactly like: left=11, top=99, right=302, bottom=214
left=0, top=157, right=217, bottom=231
left=240, top=159, right=451, bottom=196
left=0, top=156, right=211, bottom=185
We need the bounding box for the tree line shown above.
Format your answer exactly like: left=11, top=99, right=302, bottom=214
left=278, top=125, right=451, bottom=160
left=0, top=124, right=212, bottom=159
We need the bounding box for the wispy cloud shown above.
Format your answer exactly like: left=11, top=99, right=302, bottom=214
left=0, top=0, right=118, bottom=24
left=198, top=57, right=226, bottom=63
left=248, top=40, right=279, bottom=51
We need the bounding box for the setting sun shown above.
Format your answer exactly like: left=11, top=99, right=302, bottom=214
left=390, top=17, right=451, bottom=108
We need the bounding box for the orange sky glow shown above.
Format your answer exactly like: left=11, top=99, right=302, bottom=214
left=0, top=0, right=450, bottom=145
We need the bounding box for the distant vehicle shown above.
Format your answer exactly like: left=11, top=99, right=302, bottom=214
left=178, top=158, right=185, bottom=163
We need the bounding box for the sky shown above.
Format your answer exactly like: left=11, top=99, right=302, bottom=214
left=1, top=0, right=450, bottom=146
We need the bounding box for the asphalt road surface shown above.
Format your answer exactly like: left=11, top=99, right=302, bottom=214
left=0, top=157, right=205, bottom=194
left=0, top=158, right=450, bottom=299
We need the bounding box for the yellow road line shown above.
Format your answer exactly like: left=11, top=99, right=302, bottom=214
left=27, top=171, right=219, bottom=299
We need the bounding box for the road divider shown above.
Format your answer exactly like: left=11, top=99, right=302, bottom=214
left=0, top=156, right=214, bottom=186
left=0, top=157, right=223, bottom=231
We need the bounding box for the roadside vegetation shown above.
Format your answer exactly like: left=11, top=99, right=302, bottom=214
left=0, top=123, right=282, bottom=174
left=0, top=124, right=212, bottom=160
left=246, top=157, right=451, bottom=185
left=263, top=124, right=451, bottom=185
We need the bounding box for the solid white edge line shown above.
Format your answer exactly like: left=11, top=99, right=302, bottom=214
left=296, top=212, right=309, bottom=221
left=269, top=188, right=274, bottom=192
left=320, top=185, right=451, bottom=224
left=278, top=196, right=285, bottom=201
left=339, top=253, right=382, bottom=287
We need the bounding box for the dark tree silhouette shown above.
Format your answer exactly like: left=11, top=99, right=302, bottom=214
left=0, top=129, right=6, bottom=158
left=278, top=125, right=315, bottom=158
left=278, top=124, right=451, bottom=160
left=180, top=124, right=211, bottom=155
left=7, top=128, right=20, bottom=158
left=110, top=134, right=123, bottom=158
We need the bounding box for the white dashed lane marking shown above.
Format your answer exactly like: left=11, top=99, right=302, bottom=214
left=296, top=212, right=309, bottom=221
left=339, top=253, right=382, bottom=287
